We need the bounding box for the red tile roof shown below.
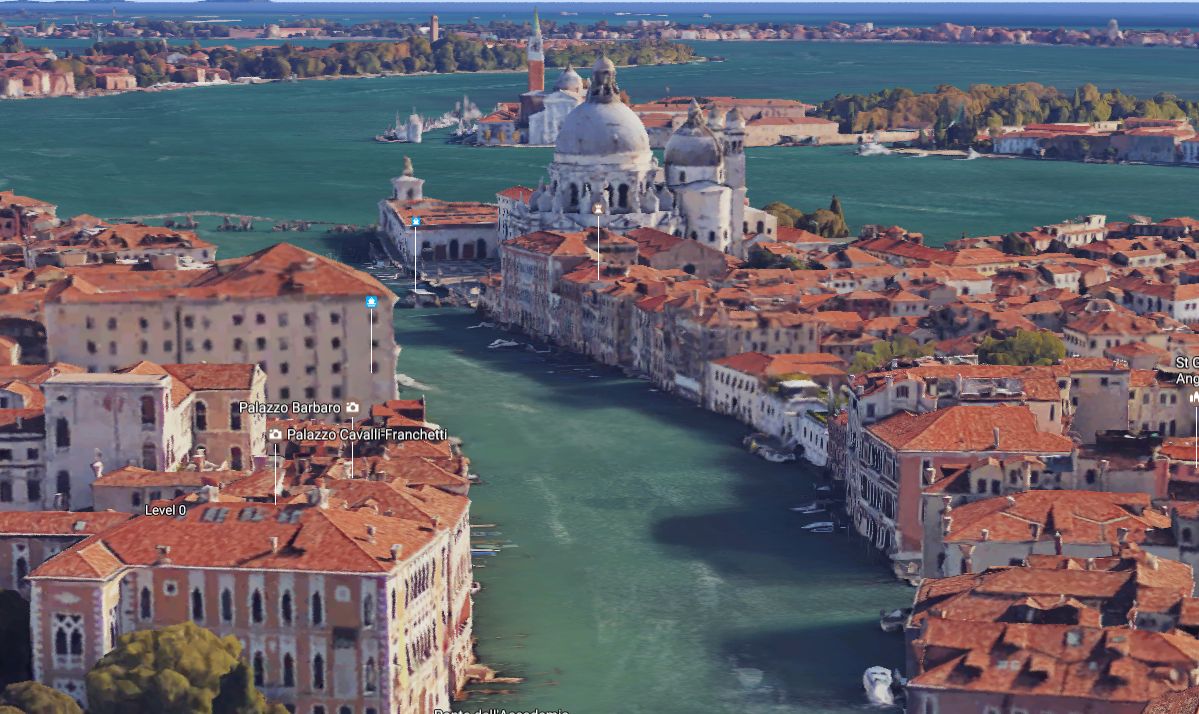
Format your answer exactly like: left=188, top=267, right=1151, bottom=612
left=868, top=405, right=1074, bottom=453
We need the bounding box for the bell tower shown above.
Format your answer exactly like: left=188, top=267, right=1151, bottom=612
left=527, top=8, right=544, bottom=93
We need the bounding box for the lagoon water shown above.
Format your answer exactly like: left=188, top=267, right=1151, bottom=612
left=2, top=41, right=1199, bottom=246
left=3, top=37, right=1199, bottom=712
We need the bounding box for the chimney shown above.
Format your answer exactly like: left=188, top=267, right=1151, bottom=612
left=1030, top=522, right=1043, bottom=540
left=923, top=466, right=936, bottom=486
left=1006, top=495, right=1017, bottom=506
left=307, top=486, right=330, bottom=509
left=366, top=525, right=377, bottom=543
left=1148, top=553, right=1160, bottom=570
left=155, top=544, right=171, bottom=564
left=941, top=512, right=953, bottom=536
left=980, top=528, right=990, bottom=542
left=199, top=483, right=219, bottom=503
left=1117, top=527, right=1129, bottom=544
left=91, top=459, right=103, bottom=480
left=252, top=454, right=268, bottom=471
left=1086, top=557, right=1096, bottom=570
left=192, top=447, right=206, bottom=471
left=959, top=543, right=975, bottom=574
left=1054, top=530, right=1064, bottom=555
left=991, top=426, right=1001, bottom=450
left=390, top=543, right=404, bottom=561
left=268, top=536, right=279, bottom=553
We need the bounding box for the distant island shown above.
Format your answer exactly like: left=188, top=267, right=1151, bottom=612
left=0, top=27, right=695, bottom=99
left=812, top=82, right=1199, bottom=165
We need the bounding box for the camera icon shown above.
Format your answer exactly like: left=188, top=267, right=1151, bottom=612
left=268, top=428, right=283, bottom=440
left=345, top=401, right=361, bottom=414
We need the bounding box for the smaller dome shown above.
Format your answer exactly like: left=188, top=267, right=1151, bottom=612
left=664, top=101, right=723, bottom=168
left=593, top=55, right=616, bottom=74
left=725, top=107, right=746, bottom=130
left=555, top=65, right=583, bottom=93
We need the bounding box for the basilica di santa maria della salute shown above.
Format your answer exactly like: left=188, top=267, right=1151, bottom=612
left=379, top=26, right=778, bottom=268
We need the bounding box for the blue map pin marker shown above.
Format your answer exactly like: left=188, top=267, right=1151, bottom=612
left=365, top=295, right=379, bottom=309
left=411, top=216, right=422, bottom=227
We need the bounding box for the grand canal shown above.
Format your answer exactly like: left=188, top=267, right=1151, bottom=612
left=390, top=308, right=908, bottom=713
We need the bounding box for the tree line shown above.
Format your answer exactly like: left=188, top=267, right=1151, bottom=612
left=31, top=36, right=692, bottom=88
left=813, top=82, right=1199, bottom=148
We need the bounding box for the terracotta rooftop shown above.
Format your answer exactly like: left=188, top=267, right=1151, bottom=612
left=868, top=405, right=1074, bottom=453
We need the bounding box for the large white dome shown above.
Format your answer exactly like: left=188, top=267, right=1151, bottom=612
left=555, top=101, right=650, bottom=158
left=553, top=57, right=650, bottom=159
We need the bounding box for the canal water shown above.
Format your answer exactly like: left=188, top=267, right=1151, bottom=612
left=393, top=308, right=909, bottom=713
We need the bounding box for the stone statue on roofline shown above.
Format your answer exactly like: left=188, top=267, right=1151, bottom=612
left=402, top=156, right=415, bottom=177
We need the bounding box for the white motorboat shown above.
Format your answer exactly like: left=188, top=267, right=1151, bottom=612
left=879, top=608, right=912, bottom=633
left=863, top=666, right=894, bottom=706
left=487, top=339, right=520, bottom=349
left=466, top=321, right=496, bottom=330
left=789, top=504, right=826, bottom=514
left=759, top=449, right=797, bottom=463
left=801, top=521, right=835, bottom=532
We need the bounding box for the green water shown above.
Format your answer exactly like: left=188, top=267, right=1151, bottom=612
left=3, top=39, right=1199, bottom=710
left=395, top=309, right=906, bottom=713
left=3, top=41, right=1199, bottom=245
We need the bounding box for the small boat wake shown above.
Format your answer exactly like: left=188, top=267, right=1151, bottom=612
left=487, top=338, right=520, bottom=350
left=856, top=141, right=892, bottom=157
left=958, top=147, right=982, bottom=160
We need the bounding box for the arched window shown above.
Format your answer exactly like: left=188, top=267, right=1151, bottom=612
left=708, top=230, right=716, bottom=243
left=56, top=471, right=70, bottom=495
left=449, top=239, right=460, bottom=260
left=312, top=653, right=325, bottom=690
left=141, top=442, right=156, bottom=470
left=617, top=184, right=629, bottom=209
left=139, top=586, right=152, bottom=620
left=140, top=396, right=155, bottom=426
left=15, top=556, right=27, bottom=586
left=281, top=590, right=293, bottom=625
left=679, top=170, right=686, bottom=183
left=191, top=588, right=204, bottom=621
left=230, top=409, right=242, bottom=431
left=476, top=238, right=487, bottom=259
left=756, top=220, right=765, bottom=233
left=251, top=589, right=264, bottom=623
left=311, top=592, right=324, bottom=625
left=55, top=418, right=69, bottom=448
left=364, top=657, right=377, bottom=693
left=363, top=594, right=374, bottom=627
left=569, top=183, right=579, bottom=208
left=253, top=651, right=265, bottom=687
left=230, top=447, right=243, bottom=471
left=194, top=401, right=207, bottom=431
left=283, top=653, right=295, bottom=687
left=221, top=588, right=233, bottom=623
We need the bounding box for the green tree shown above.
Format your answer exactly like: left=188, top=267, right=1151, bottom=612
left=762, top=201, right=805, bottom=229
left=262, top=56, right=291, bottom=79
left=849, top=336, right=933, bottom=373
left=1000, top=232, right=1035, bottom=256
left=86, top=622, right=282, bottom=714
left=433, top=44, right=456, bottom=72
left=976, top=329, right=1066, bottom=366
left=0, top=682, right=82, bottom=714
